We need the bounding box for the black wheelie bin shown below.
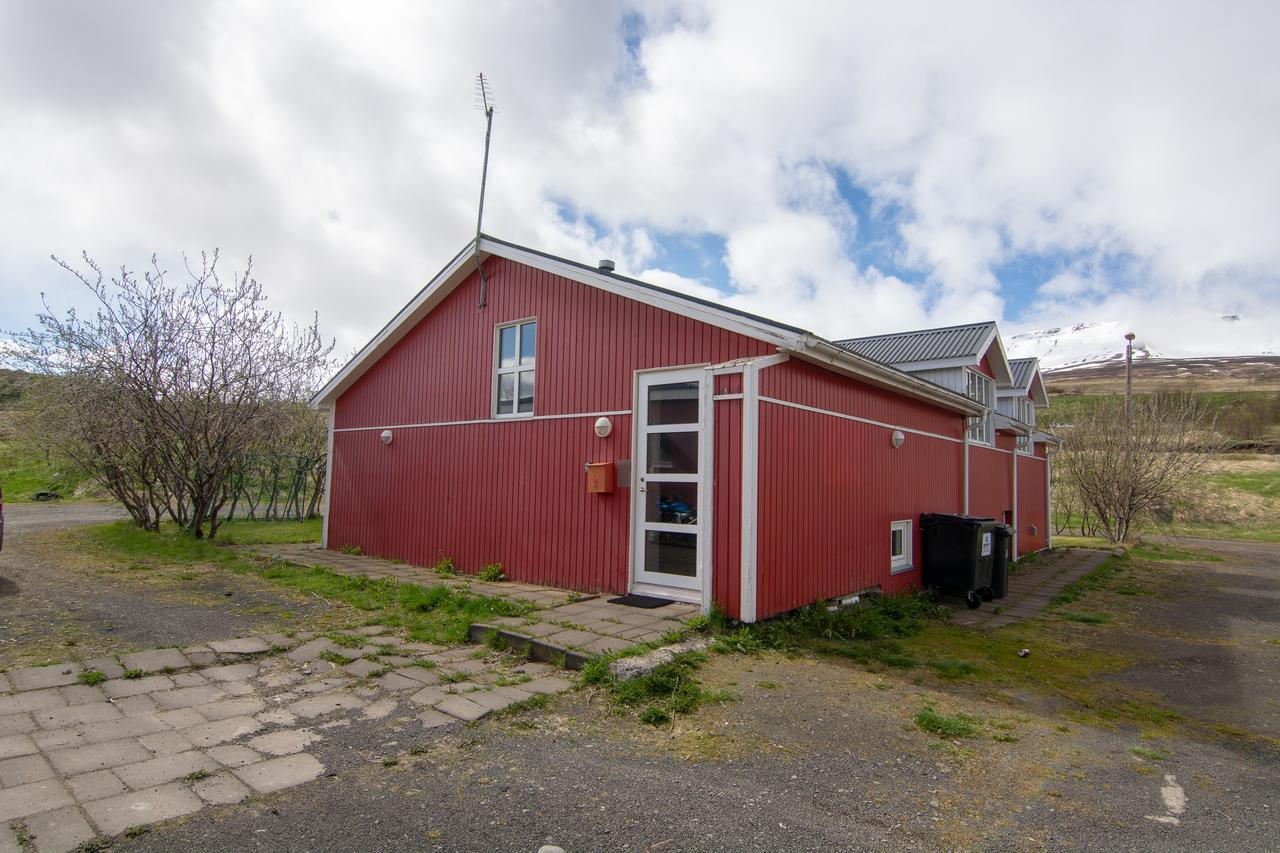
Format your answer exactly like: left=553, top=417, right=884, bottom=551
left=990, top=524, right=1013, bottom=599
left=920, top=513, right=999, bottom=608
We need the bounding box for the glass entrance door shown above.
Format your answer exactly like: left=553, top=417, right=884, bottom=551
left=633, top=369, right=705, bottom=595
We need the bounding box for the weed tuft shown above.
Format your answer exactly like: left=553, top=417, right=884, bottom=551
left=915, top=706, right=982, bottom=739
left=77, top=669, right=107, bottom=686
left=476, top=563, right=506, bottom=583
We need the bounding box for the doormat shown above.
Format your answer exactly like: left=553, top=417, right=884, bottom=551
left=606, top=594, right=674, bottom=609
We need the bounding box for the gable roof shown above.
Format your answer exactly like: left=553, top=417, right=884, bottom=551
left=834, top=321, right=1013, bottom=385
left=310, top=235, right=986, bottom=417
left=1000, top=357, right=1050, bottom=408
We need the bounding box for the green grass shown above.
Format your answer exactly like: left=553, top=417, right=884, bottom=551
left=1051, top=556, right=1125, bottom=606
left=914, top=706, right=982, bottom=738
left=1126, top=541, right=1223, bottom=562
left=709, top=592, right=951, bottom=672
left=1129, top=745, right=1170, bottom=761
left=0, top=438, right=90, bottom=501
left=1205, top=469, right=1280, bottom=499
left=77, top=670, right=106, bottom=686
left=214, top=518, right=322, bottom=545
left=1058, top=611, right=1112, bottom=625
left=580, top=650, right=733, bottom=726
left=83, top=521, right=531, bottom=645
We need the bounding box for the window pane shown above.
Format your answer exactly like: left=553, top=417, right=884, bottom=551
left=647, top=381, right=699, bottom=425
left=646, top=431, right=698, bottom=474
left=496, top=372, right=515, bottom=414
left=644, top=530, right=697, bottom=577
left=645, top=482, right=697, bottom=524
left=891, top=528, right=903, bottom=557
left=517, top=370, right=534, bottom=413
left=499, top=325, right=517, bottom=368
left=519, top=321, right=536, bottom=365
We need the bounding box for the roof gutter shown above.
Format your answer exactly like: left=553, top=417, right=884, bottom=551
left=792, top=338, right=986, bottom=417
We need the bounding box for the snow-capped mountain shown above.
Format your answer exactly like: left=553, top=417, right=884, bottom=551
left=1005, top=321, right=1160, bottom=371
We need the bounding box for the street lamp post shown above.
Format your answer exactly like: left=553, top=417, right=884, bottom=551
left=1124, top=332, right=1136, bottom=431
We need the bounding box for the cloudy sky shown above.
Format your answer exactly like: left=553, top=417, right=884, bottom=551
left=2, top=0, right=1278, bottom=362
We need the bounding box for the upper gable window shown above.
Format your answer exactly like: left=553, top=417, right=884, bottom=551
left=494, top=319, right=536, bottom=417
left=965, top=368, right=994, bottom=445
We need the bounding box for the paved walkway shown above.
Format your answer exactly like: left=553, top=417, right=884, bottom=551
left=0, top=628, right=569, bottom=851
left=949, top=547, right=1111, bottom=629
left=258, top=545, right=700, bottom=667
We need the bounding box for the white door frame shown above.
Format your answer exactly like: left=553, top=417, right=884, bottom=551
left=629, top=365, right=713, bottom=607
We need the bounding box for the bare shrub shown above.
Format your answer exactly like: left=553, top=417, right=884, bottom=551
left=11, top=251, right=333, bottom=537
left=1055, top=392, right=1216, bottom=542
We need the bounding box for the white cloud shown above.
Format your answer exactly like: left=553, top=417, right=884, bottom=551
left=1, top=0, right=1277, bottom=362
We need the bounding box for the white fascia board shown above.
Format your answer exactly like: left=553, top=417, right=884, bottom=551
left=310, top=240, right=483, bottom=408
left=794, top=341, right=985, bottom=416
left=992, top=412, right=1031, bottom=435
left=979, top=326, right=1015, bottom=386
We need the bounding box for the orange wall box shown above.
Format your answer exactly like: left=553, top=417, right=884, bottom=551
left=585, top=462, right=616, bottom=494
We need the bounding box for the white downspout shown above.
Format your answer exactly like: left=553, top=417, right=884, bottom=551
left=962, top=420, right=971, bottom=514
left=1010, top=442, right=1018, bottom=557
left=1046, top=450, right=1054, bottom=551
left=739, top=361, right=761, bottom=624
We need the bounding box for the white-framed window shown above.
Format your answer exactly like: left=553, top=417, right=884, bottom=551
left=890, top=519, right=913, bottom=573
left=1016, top=432, right=1034, bottom=455
left=493, top=319, right=536, bottom=417
left=1014, top=397, right=1034, bottom=426
left=965, top=368, right=994, bottom=445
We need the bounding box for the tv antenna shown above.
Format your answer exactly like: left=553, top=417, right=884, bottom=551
left=474, top=73, right=495, bottom=308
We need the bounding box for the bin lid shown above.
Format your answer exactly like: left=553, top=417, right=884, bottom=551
left=922, top=513, right=996, bottom=527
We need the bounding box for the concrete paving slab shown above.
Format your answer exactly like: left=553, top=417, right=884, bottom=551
left=151, top=685, right=227, bottom=711
left=193, top=771, right=252, bottom=806
left=119, top=649, right=191, bottom=674
left=82, top=657, right=126, bottom=680
left=34, top=701, right=122, bottom=730
left=465, top=690, right=524, bottom=712
left=192, top=697, right=266, bottom=722
left=361, top=698, right=398, bottom=720
left=0, top=689, right=67, bottom=715
left=138, top=730, right=194, bottom=757
left=83, top=781, right=203, bottom=836
left=0, top=753, right=55, bottom=787
left=521, top=676, right=573, bottom=695
left=180, top=646, right=218, bottom=667
left=394, top=667, right=441, bottom=686
left=7, top=663, right=83, bottom=693
left=0, top=715, right=37, bottom=736
left=200, top=663, right=259, bottom=683
left=254, top=709, right=297, bottom=727
left=21, top=804, right=95, bottom=853
left=341, top=659, right=384, bottom=678
left=171, top=672, right=209, bottom=688
left=114, top=695, right=159, bottom=718
left=208, top=637, right=271, bottom=656
left=181, top=716, right=262, bottom=749
left=408, top=686, right=448, bottom=707
left=102, top=675, right=174, bottom=699
left=376, top=672, right=421, bottom=691
left=46, top=738, right=152, bottom=776
left=204, top=744, right=261, bottom=768
left=287, top=692, right=365, bottom=718
left=434, top=694, right=489, bottom=722
left=417, top=708, right=456, bottom=729
left=540, top=629, right=599, bottom=649
left=59, top=685, right=108, bottom=707
left=153, top=708, right=206, bottom=730
left=114, top=750, right=220, bottom=790
left=65, top=769, right=127, bottom=803
left=0, top=778, right=75, bottom=821
left=232, top=753, right=325, bottom=794
left=64, top=715, right=168, bottom=748
left=247, top=729, right=320, bottom=756
left=0, top=734, right=38, bottom=759
left=285, top=639, right=337, bottom=663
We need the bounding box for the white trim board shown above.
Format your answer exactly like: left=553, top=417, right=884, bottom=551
left=758, top=396, right=964, bottom=445
left=332, top=409, right=632, bottom=434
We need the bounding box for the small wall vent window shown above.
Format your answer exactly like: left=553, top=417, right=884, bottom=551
left=495, top=319, right=536, bottom=416
left=890, top=519, right=913, bottom=573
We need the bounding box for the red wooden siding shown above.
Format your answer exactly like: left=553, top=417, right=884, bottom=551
left=328, top=258, right=771, bottom=594
left=760, top=359, right=964, bottom=440
left=335, top=257, right=772, bottom=430
left=712, top=397, right=743, bottom=619
left=1017, top=453, right=1049, bottom=555
left=968, top=443, right=1013, bottom=524
left=754, top=360, right=966, bottom=620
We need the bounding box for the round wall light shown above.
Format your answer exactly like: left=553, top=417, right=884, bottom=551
left=380, top=429, right=393, bottom=446
left=891, top=429, right=905, bottom=449
left=594, top=417, right=613, bottom=438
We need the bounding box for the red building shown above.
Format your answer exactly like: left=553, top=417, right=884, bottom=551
left=313, top=236, right=1056, bottom=622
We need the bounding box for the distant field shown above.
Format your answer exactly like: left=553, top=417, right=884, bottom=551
left=1045, top=354, right=1280, bottom=394
left=1040, top=389, right=1280, bottom=447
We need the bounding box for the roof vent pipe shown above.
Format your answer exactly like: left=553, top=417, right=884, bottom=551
left=597, top=259, right=615, bottom=272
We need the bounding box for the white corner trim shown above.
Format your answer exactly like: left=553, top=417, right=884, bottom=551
left=321, top=408, right=335, bottom=549
left=739, top=360, right=761, bottom=624
left=700, top=367, right=716, bottom=615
